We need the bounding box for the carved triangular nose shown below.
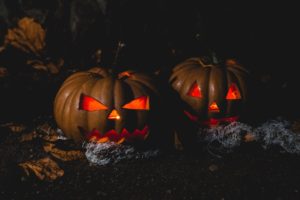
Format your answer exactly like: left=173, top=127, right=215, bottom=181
left=108, top=109, right=120, bottom=120
left=208, top=102, right=220, bottom=112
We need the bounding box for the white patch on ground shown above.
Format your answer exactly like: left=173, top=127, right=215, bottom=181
left=254, top=119, right=300, bottom=153
left=199, top=118, right=300, bottom=154
left=84, top=142, right=159, bottom=166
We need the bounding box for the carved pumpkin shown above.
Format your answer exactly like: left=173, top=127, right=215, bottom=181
left=54, top=68, right=159, bottom=144
left=169, top=57, right=249, bottom=126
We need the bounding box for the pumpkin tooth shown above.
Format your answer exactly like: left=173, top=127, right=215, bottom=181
left=97, top=137, right=109, bottom=143
left=89, top=136, right=98, bottom=142
left=117, top=138, right=125, bottom=144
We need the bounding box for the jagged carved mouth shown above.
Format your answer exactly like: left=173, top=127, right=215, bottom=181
left=79, top=126, right=149, bottom=144
left=201, top=116, right=239, bottom=126
left=184, top=110, right=238, bottom=126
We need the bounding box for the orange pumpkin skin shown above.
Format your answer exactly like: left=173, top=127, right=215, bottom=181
left=169, top=57, right=249, bottom=126
left=54, top=67, right=158, bottom=144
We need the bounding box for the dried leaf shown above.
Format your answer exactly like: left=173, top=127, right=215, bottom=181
left=20, top=131, right=38, bottom=142
left=27, top=58, right=64, bottom=74
left=4, top=17, right=46, bottom=55
left=19, top=157, right=64, bottom=181
left=43, top=143, right=84, bottom=161
left=291, top=119, right=300, bottom=134
left=36, top=123, right=61, bottom=142
left=0, top=46, right=5, bottom=52
left=0, top=122, right=26, bottom=133
left=0, top=67, right=8, bottom=77
left=47, top=58, right=64, bottom=74
left=27, top=59, right=48, bottom=71
left=174, top=132, right=183, bottom=151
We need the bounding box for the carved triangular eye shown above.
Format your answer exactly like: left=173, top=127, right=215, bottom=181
left=187, top=82, right=202, bottom=98
left=226, top=83, right=241, bottom=100
left=122, top=96, right=150, bottom=110
left=80, top=94, right=108, bottom=111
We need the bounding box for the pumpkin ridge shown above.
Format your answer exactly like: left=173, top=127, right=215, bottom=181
left=68, top=87, right=85, bottom=142
left=60, top=84, right=82, bottom=141
left=127, top=75, right=158, bottom=94
left=228, top=67, right=248, bottom=100
left=54, top=73, right=89, bottom=102
left=54, top=77, right=90, bottom=129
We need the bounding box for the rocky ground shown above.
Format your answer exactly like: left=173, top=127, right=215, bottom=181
left=1, top=120, right=300, bottom=200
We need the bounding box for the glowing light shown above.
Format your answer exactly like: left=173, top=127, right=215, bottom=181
left=201, top=116, right=239, bottom=126
left=80, top=94, right=108, bottom=111
left=85, top=126, right=149, bottom=143
left=97, top=137, right=109, bottom=143
left=118, top=71, right=132, bottom=79
left=187, top=82, right=202, bottom=98
left=209, top=102, right=220, bottom=112
left=122, top=96, right=150, bottom=110
left=226, top=84, right=241, bottom=100
left=108, top=109, right=120, bottom=120
left=117, top=138, right=125, bottom=144
left=183, top=110, right=198, bottom=121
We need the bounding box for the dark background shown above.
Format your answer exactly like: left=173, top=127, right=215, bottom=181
left=0, top=0, right=299, bottom=121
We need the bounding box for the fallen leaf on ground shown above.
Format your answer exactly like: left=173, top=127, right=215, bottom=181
left=43, top=143, right=84, bottom=161
left=19, top=157, right=64, bottom=181
left=174, top=132, right=184, bottom=151
left=0, top=67, right=8, bottom=77
left=37, top=123, right=60, bottom=142
left=0, top=46, right=5, bottom=52
left=20, top=131, right=38, bottom=142
left=291, top=119, right=300, bottom=133
left=0, top=122, right=26, bottom=133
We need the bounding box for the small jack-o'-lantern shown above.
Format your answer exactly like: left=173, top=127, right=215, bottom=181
left=54, top=68, right=159, bottom=144
left=169, top=57, right=249, bottom=127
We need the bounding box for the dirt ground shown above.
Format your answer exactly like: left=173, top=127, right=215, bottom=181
left=1, top=121, right=300, bottom=200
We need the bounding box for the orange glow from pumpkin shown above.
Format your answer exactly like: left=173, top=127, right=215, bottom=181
left=209, top=102, right=220, bottom=112
left=202, top=116, right=239, bottom=126
left=118, top=71, right=132, bottom=79
left=187, top=82, right=202, bottom=98
left=183, top=110, right=198, bottom=121
left=80, top=94, right=108, bottom=111
left=122, top=96, right=150, bottom=110
left=97, top=137, right=109, bottom=143
left=85, top=126, right=149, bottom=143
left=108, top=109, right=120, bottom=120
left=117, top=137, right=125, bottom=144
left=226, top=84, right=241, bottom=100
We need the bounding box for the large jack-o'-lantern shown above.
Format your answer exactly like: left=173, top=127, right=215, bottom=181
left=54, top=67, right=159, bottom=144
left=169, top=57, right=249, bottom=127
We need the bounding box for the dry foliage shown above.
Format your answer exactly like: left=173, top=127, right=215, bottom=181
left=291, top=119, right=300, bottom=134
left=36, top=122, right=64, bottom=142
left=27, top=58, right=64, bottom=74
left=19, top=157, right=64, bottom=181
left=20, top=131, right=38, bottom=142
left=0, top=67, right=8, bottom=77
left=4, top=17, right=46, bottom=55
left=0, top=122, right=26, bottom=133
left=43, top=143, right=84, bottom=162
left=174, top=132, right=183, bottom=151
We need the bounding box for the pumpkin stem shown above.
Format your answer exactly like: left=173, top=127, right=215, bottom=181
left=211, top=51, right=219, bottom=65
left=112, top=41, right=125, bottom=68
